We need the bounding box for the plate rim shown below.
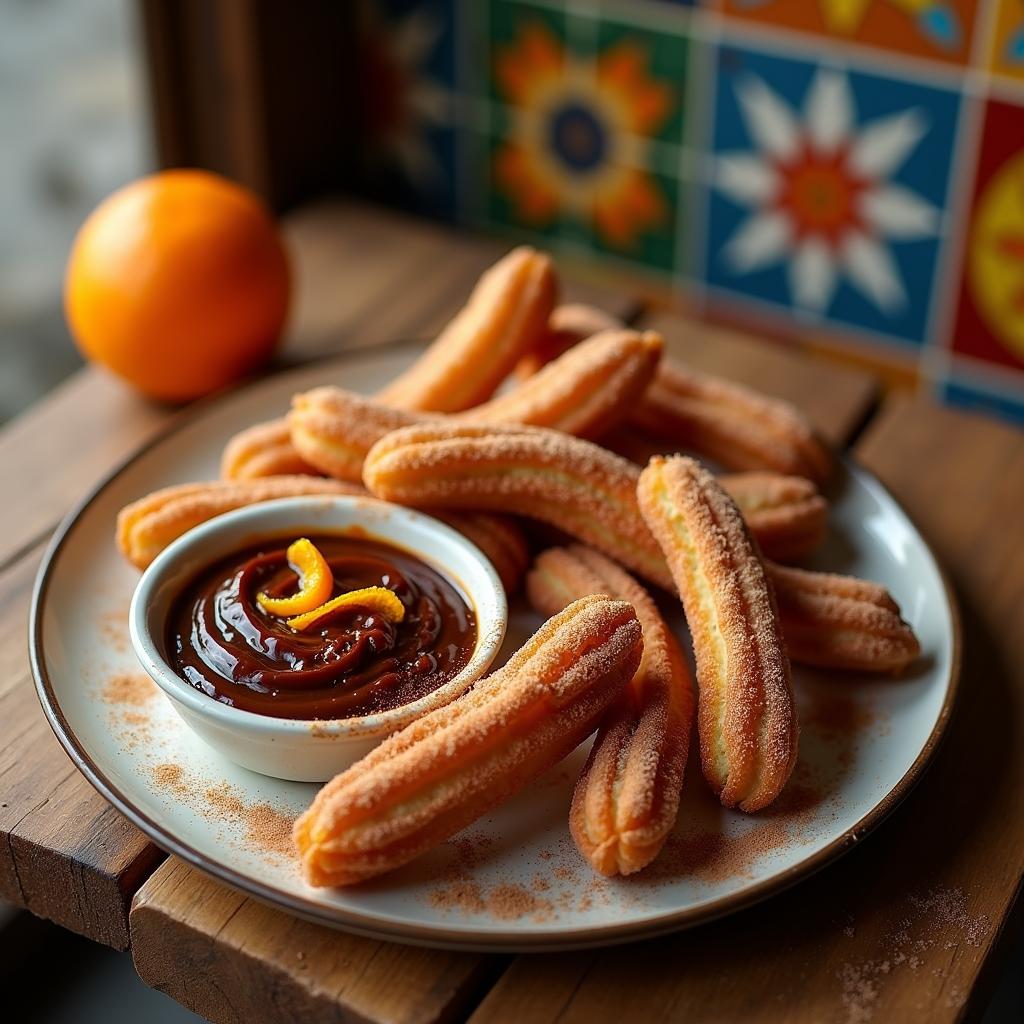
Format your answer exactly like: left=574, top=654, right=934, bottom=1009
left=28, top=347, right=963, bottom=952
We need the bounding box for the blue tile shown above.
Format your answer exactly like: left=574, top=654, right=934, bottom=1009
left=702, top=42, right=961, bottom=346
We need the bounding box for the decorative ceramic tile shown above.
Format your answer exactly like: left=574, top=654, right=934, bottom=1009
left=718, top=0, right=980, bottom=66
left=984, top=0, right=1024, bottom=83
left=939, top=375, right=1024, bottom=425
left=483, top=0, right=687, bottom=268
left=950, top=98, right=1024, bottom=375
left=355, top=0, right=463, bottom=220
left=702, top=43, right=960, bottom=346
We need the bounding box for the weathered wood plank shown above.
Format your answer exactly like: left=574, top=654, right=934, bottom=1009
left=0, top=546, right=164, bottom=949
left=471, top=397, right=1023, bottom=1024
left=131, top=858, right=503, bottom=1024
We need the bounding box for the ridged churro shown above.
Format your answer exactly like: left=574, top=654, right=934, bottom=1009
left=376, top=246, right=556, bottom=412
left=632, top=360, right=833, bottom=484
left=288, top=329, right=663, bottom=483
left=527, top=546, right=693, bottom=875
left=116, top=477, right=362, bottom=570
left=767, top=563, right=920, bottom=673
left=362, top=421, right=673, bottom=587
left=637, top=455, right=798, bottom=812
left=294, top=595, right=642, bottom=886
left=221, top=418, right=319, bottom=480
left=466, top=328, right=662, bottom=440
left=516, top=303, right=832, bottom=483
left=719, top=472, right=828, bottom=563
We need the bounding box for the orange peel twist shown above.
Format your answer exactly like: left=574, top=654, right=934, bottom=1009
left=256, top=538, right=334, bottom=617
left=285, top=586, right=405, bottom=632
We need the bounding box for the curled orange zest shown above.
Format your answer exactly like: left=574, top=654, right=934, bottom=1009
left=257, top=538, right=334, bottom=616
left=286, top=586, right=406, bottom=632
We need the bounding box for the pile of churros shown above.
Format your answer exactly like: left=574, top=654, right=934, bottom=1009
left=116, top=246, right=921, bottom=886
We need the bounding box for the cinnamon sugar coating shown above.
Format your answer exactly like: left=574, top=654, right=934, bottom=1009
left=513, top=302, right=833, bottom=483
left=220, top=418, right=320, bottom=480
left=290, top=388, right=427, bottom=482
left=376, top=246, right=557, bottom=412
left=767, top=564, right=920, bottom=672
left=719, top=472, right=828, bottom=563
left=466, top=328, right=662, bottom=440
left=288, top=330, right=661, bottom=483
left=116, top=477, right=362, bottom=570
left=362, top=421, right=673, bottom=587
left=637, top=455, right=798, bottom=813
left=632, top=360, right=833, bottom=484
left=294, top=595, right=642, bottom=886
left=527, top=546, right=694, bottom=876
left=364, top=421, right=913, bottom=674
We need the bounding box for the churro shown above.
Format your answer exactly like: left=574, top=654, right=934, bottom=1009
left=116, top=477, right=362, bottom=570
left=289, top=329, right=662, bottom=482
left=767, top=563, right=920, bottom=673
left=362, top=421, right=673, bottom=587
left=294, top=595, right=642, bottom=886
left=516, top=303, right=832, bottom=482
left=527, top=546, right=693, bottom=875
left=376, top=246, right=556, bottom=412
left=221, top=418, right=319, bottom=480
left=719, top=472, right=827, bottom=563
left=637, top=455, right=798, bottom=812
left=632, top=360, right=833, bottom=483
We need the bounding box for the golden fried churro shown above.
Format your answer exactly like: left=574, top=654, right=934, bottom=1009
left=116, top=477, right=362, bottom=570
left=290, top=388, right=427, bottom=483
left=376, top=246, right=557, bottom=412
left=467, top=328, right=662, bottom=439
left=433, top=511, right=530, bottom=596
left=637, top=455, right=798, bottom=812
left=362, top=421, right=673, bottom=587
left=719, top=472, right=828, bottom=563
left=221, top=418, right=320, bottom=480
left=766, top=563, right=920, bottom=673
left=289, top=329, right=662, bottom=483
left=527, top=546, right=694, bottom=875
left=516, top=302, right=623, bottom=379
left=294, top=595, right=642, bottom=886
left=515, top=303, right=833, bottom=482
left=632, top=360, right=833, bottom=483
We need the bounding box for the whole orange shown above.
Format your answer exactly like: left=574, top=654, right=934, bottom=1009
left=65, top=169, right=290, bottom=402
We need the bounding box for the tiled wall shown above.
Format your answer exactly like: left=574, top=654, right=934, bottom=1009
left=354, top=0, right=1024, bottom=426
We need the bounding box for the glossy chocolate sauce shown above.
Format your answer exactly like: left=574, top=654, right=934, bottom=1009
left=166, top=533, right=476, bottom=720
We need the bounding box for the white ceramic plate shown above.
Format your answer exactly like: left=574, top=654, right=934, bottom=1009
left=31, top=343, right=960, bottom=952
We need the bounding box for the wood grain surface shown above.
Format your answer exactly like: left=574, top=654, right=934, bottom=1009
left=132, top=859, right=503, bottom=1024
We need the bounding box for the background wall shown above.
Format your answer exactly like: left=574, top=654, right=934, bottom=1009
left=0, top=0, right=149, bottom=423
left=349, top=0, right=1024, bottom=426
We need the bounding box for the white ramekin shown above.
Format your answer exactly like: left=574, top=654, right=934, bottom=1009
left=129, top=495, right=507, bottom=781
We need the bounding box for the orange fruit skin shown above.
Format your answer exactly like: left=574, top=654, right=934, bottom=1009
left=64, top=169, right=290, bottom=402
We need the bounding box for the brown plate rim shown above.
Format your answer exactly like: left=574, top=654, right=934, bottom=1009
left=29, top=345, right=963, bottom=952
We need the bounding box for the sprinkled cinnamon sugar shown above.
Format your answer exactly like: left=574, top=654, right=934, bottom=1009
left=102, top=672, right=157, bottom=707
left=149, top=762, right=296, bottom=860
left=98, top=607, right=132, bottom=653
left=487, top=883, right=553, bottom=922
left=835, top=885, right=989, bottom=1022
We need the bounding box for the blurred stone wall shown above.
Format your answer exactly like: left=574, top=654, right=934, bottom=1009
left=0, top=0, right=150, bottom=423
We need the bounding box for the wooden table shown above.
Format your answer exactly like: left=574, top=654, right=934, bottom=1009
left=3, top=200, right=1022, bottom=1023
